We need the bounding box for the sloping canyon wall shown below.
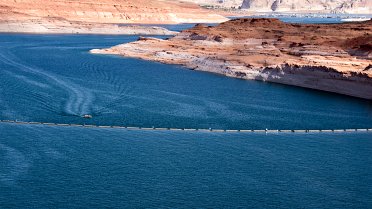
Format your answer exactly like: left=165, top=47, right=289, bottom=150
left=0, top=0, right=227, bottom=24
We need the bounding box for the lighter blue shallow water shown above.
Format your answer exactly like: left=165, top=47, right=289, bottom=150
left=0, top=23, right=372, bottom=208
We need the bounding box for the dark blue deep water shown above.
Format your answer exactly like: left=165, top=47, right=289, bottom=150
left=0, top=32, right=371, bottom=208
left=1, top=123, right=372, bottom=208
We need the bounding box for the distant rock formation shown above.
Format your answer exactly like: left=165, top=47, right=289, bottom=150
left=180, top=0, right=244, bottom=9
left=241, top=0, right=372, bottom=13
left=178, top=0, right=371, bottom=13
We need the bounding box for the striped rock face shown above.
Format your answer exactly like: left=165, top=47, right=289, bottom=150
left=0, top=0, right=228, bottom=24
left=0, top=0, right=228, bottom=34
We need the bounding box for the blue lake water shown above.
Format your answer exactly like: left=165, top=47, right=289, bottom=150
left=0, top=34, right=371, bottom=130
left=1, top=123, right=372, bottom=208
left=0, top=28, right=371, bottom=208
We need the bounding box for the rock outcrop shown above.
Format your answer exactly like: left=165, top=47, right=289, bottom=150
left=241, top=0, right=372, bottom=13
left=181, top=0, right=244, bottom=9
left=0, top=0, right=228, bottom=34
left=91, top=18, right=372, bottom=99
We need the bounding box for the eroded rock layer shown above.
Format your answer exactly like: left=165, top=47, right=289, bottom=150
left=0, top=0, right=227, bottom=34
left=91, top=18, right=372, bottom=99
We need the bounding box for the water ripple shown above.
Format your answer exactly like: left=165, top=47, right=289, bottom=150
left=0, top=51, right=94, bottom=116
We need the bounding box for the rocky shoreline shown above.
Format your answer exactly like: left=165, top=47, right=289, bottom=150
left=91, top=18, right=372, bottom=99
left=0, top=20, right=178, bottom=35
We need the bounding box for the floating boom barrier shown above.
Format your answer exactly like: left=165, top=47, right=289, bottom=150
left=0, top=119, right=370, bottom=133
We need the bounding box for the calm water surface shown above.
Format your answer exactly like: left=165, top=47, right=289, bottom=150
left=0, top=123, right=371, bottom=208
left=0, top=29, right=371, bottom=208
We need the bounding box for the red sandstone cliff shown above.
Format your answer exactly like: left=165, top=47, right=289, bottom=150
left=0, top=0, right=228, bottom=34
